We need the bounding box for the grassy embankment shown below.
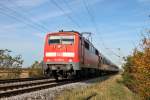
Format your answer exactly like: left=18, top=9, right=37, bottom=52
left=56, top=75, right=140, bottom=100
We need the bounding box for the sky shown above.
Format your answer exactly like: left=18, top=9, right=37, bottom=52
left=0, top=0, right=150, bottom=68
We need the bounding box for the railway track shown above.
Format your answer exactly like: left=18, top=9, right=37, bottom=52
left=0, top=78, right=70, bottom=98
left=0, top=77, right=85, bottom=98
left=0, top=77, right=49, bottom=84
left=0, top=74, right=115, bottom=98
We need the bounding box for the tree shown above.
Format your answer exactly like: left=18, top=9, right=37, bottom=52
left=122, top=33, right=150, bottom=100
left=28, top=61, right=43, bottom=77
left=0, top=49, right=23, bottom=79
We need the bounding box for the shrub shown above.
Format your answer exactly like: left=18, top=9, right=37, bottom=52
left=28, top=61, right=43, bottom=78
left=122, top=34, right=150, bottom=100
left=0, top=49, right=23, bottom=79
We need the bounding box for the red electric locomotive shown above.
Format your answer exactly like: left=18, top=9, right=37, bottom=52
left=43, top=30, right=118, bottom=79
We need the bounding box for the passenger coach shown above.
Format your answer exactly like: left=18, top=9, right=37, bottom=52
left=43, top=30, right=118, bottom=79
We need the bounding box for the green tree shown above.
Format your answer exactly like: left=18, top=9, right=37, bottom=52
left=0, top=49, right=23, bottom=79
left=29, top=61, right=43, bottom=77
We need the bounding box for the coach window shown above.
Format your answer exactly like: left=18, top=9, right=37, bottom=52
left=90, top=46, right=93, bottom=53
left=92, top=47, right=94, bottom=53
left=106, top=60, right=108, bottom=64
left=84, top=41, right=89, bottom=50
left=103, top=59, right=105, bottom=64
left=95, top=49, right=99, bottom=55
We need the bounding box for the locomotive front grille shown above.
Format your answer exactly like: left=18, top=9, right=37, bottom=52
left=47, top=64, right=73, bottom=71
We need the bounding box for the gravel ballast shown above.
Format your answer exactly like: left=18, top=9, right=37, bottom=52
left=0, top=76, right=110, bottom=100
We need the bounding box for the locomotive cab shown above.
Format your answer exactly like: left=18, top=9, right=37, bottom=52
left=43, top=31, right=80, bottom=79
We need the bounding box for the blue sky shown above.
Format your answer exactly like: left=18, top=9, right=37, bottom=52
left=0, top=0, right=150, bottom=68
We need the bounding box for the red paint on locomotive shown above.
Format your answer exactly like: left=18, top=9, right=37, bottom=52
left=44, top=31, right=79, bottom=63
left=43, top=31, right=118, bottom=79
left=43, top=31, right=100, bottom=70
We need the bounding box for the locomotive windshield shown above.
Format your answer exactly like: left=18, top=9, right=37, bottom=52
left=48, top=35, right=74, bottom=44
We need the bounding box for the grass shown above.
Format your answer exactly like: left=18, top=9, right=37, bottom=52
left=55, top=75, right=141, bottom=100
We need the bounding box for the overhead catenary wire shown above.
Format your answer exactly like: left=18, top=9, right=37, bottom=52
left=106, top=48, right=122, bottom=58
left=0, top=9, right=45, bottom=32
left=7, top=0, right=50, bottom=32
left=63, top=0, right=123, bottom=64
left=63, top=0, right=74, bottom=14
left=0, top=3, right=49, bottom=32
left=50, top=0, right=81, bottom=29
left=82, top=0, right=122, bottom=62
left=82, top=0, right=107, bottom=47
left=82, top=0, right=98, bottom=31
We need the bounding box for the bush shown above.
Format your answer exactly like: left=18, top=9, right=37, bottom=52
left=28, top=61, right=43, bottom=78
left=122, top=34, right=150, bottom=100
left=0, top=49, right=23, bottom=79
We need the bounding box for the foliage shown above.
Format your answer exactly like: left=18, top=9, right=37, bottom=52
left=0, top=49, right=23, bottom=79
left=56, top=75, right=140, bottom=100
left=122, top=33, right=150, bottom=100
left=28, top=61, right=43, bottom=77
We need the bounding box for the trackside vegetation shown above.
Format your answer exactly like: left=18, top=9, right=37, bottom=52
left=56, top=75, right=140, bottom=100
left=122, top=33, right=150, bottom=100
left=0, top=49, right=23, bottom=79
left=0, top=49, right=43, bottom=79
left=28, top=61, right=43, bottom=77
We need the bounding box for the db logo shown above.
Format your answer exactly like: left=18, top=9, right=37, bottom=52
left=56, top=52, right=62, bottom=56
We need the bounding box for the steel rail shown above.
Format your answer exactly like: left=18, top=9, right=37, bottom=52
left=0, top=77, right=49, bottom=84
left=0, top=80, right=69, bottom=98
left=0, top=79, right=56, bottom=91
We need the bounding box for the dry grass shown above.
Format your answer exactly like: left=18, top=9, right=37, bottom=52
left=56, top=75, right=140, bottom=100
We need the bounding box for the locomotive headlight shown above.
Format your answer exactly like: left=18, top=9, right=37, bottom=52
left=69, top=59, right=72, bottom=62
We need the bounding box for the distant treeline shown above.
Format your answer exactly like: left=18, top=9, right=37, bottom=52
left=0, top=49, right=43, bottom=79
left=122, top=32, right=150, bottom=100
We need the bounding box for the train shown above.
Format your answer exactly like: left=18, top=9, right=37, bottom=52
left=43, top=30, right=119, bottom=80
